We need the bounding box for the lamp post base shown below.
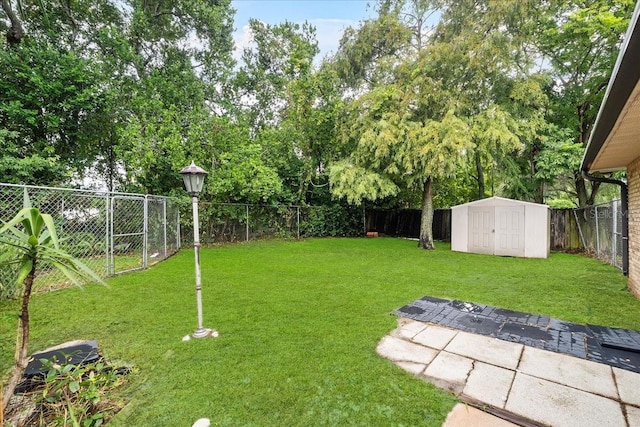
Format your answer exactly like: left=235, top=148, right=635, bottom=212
left=192, top=327, right=217, bottom=338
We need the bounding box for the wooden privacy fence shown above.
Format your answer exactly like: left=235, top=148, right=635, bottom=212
left=365, top=208, right=582, bottom=251
left=549, top=209, right=583, bottom=250
left=365, top=209, right=451, bottom=241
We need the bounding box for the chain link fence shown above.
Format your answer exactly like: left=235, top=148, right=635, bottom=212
left=180, top=202, right=365, bottom=245
left=0, top=183, right=180, bottom=297
left=573, top=199, right=623, bottom=270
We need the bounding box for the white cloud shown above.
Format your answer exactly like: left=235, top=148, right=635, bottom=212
left=233, top=23, right=257, bottom=62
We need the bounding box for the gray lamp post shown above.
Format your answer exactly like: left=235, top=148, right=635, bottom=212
left=180, top=161, right=214, bottom=338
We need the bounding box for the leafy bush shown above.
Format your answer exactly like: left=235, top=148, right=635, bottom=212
left=301, top=204, right=363, bottom=237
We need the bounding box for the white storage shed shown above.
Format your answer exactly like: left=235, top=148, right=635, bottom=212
left=451, top=197, right=550, bottom=258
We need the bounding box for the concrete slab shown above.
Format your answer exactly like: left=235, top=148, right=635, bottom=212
left=518, top=346, right=617, bottom=398
left=625, top=404, right=640, bottom=427
left=505, top=373, right=626, bottom=427
left=442, top=403, right=519, bottom=427
left=464, top=361, right=514, bottom=409
left=423, top=351, right=473, bottom=394
left=445, top=331, right=523, bottom=370
left=395, top=361, right=426, bottom=375
left=613, top=367, right=640, bottom=406
left=412, top=325, right=458, bottom=349
left=376, top=336, right=438, bottom=365
left=397, top=319, right=428, bottom=338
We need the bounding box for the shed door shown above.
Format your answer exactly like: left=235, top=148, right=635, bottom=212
left=495, top=206, right=525, bottom=257
left=468, top=207, right=494, bottom=255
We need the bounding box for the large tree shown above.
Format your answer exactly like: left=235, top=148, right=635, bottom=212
left=0, top=0, right=236, bottom=191
left=329, top=0, right=529, bottom=248
left=534, top=0, right=634, bottom=206
left=232, top=19, right=319, bottom=130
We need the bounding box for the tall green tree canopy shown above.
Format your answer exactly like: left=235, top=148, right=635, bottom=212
left=0, top=0, right=634, bottom=216
left=0, top=0, right=235, bottom=190
left=329, top=0, right=535, bottom=248
left=534, top=0, right=634, bottom=206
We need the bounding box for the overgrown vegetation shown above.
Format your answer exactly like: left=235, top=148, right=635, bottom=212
left=0, top=238, right=637, bottom=426
left=12, top=357, right=132, bottom=426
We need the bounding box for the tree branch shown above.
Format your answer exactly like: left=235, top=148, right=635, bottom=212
left=1, top=0, right=24, bottom=45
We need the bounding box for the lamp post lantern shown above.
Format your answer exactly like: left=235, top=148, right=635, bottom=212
left=180, top=161, right=214, bottom=338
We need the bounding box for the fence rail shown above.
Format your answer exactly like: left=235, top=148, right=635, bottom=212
left=185, top=204, right=454, bottom=245
left=572, top=200, right=623, bottom=270
left=2, top=181, right=624, bottom=297
left=0, top=183, right=180, bottom=297
left=181, top=202, right=365, bottom=245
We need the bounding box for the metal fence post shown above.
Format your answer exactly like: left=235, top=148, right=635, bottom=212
left=246, top=203, right=249, bottom=242
left=613, top=200, right=618, bottom=267
left=105, top=194, right=110, bottom=276
left=143, top=195, right=148, bottom=269
left=163, top=197, right=168, bottom=258
left=297, top=206, right=300, bottom=239
left=573, top=209, right=586, bottom=249
left=595, top=205, right=600, bottom=257
left=177, top=205, right=181, bottom=249
left=109, top=196, right=115, bottom=275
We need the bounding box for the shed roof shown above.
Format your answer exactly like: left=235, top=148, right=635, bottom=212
left=581, top=1, right=640, bottom=173
left=452, top=196, right=548, bottom=210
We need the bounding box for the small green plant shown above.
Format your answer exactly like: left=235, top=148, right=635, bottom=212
left=33, top=357, right=131, bottom=427
left=0, top=194, right=105, bottom=413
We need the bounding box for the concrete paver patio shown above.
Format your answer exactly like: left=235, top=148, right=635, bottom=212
left=378, top=320, right=640, bottom=427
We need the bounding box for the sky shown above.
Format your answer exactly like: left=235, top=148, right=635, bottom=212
left=232, top=0, right=376, bottom=62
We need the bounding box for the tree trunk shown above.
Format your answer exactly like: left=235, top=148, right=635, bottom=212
left=475, top=150, right=485, bottom=199
left=1, top=0, right=24, bottom=46
left=576, top=176, right=589, bottom=207
left=575, top=175, right=601, bottom=207
left=419, top=177, right=435, bottom=250
left=2, top=263, right=36, bottom=412
left=575, top=102, right=602, bottom=207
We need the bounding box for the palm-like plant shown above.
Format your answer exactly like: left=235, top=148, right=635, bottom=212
left=0, top=204, right=105, bottom=412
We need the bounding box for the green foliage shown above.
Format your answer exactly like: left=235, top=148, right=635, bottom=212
left=535, top=128, right=584, bottom=183
left=0, top=0, right=235, bottom=191
left=34, top=357, right=131, bottom=427
left=535, top=0, right=634, bottom=205
left=62, top=232, right=101, bottom=258
left=0, top=40, right=102, bottom=184
left=333, top=4, right=411, bottom=88
left=328, top=161, right=399, bottom=206
left=300, top=205, right=363, bottom=237
left=0, top=0, right=634, bottom=210
left=0, top=243, right=20, bottom=299
left=211, top=143, right=283, bottom=204
left=234, top=19, right=319, bottom=129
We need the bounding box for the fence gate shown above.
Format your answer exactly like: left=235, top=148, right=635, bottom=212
left=109, top=195, right=146, bottom=275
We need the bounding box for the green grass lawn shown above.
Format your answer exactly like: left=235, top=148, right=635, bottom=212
left=2, top=238, right=639, bottom=426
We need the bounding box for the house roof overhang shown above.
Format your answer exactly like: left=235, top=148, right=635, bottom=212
left=581, top=1, right=640, bottom=173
